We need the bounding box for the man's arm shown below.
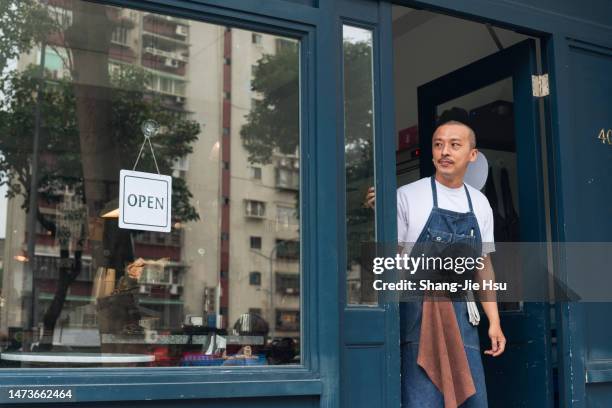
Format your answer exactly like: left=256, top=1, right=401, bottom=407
left=476, top=254, right=506, bottom=357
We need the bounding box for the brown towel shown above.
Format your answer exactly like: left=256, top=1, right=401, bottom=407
left=417, top=298, right=476, bottom=408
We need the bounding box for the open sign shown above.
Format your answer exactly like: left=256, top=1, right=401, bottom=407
left=119, top=170, right=172, bottom=232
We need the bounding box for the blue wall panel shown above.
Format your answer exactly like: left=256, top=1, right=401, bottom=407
left=510, top=0, right=612, bottom=28
left=344, top=347, right=384, bottom=408
left=545, top=35, right=612, bottom=407
left=4, top=396, right=319, bottom=408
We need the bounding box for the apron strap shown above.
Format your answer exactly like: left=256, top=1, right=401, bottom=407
left=464, top=184, right=474, bottom=212
left=430, top=176, right=438, bottom=208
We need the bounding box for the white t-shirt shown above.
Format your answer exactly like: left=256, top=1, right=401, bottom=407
left=397, top=177, right=495, bottom=254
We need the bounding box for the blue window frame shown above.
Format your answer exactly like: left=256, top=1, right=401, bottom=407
left=0, top=0, right=339, bottom=404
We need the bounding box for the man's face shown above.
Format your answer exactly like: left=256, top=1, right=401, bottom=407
left=431, top=124, right=478, bottom=178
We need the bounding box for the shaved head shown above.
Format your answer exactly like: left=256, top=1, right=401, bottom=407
left=435, top=120, right=476, bottom=149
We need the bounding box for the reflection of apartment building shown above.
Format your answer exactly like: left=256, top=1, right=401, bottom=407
left=1, top=4, right=300, bottom=343
left=0, top=5, right=202, bottom=333
left=227, top=30, right=300, bottom=340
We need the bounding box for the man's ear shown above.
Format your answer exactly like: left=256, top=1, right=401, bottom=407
left=469, top=148, right=479, bottom=162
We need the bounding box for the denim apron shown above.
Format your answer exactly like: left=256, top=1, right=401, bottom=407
left=400, top=176, right=488, bottom=408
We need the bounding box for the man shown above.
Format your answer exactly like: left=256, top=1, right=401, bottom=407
left=366, top=120, right=505, bottom=407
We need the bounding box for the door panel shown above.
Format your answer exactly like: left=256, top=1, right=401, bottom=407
left=340, top=1, right=400, bottom=408
left=417, top=39, right=553, bottom=408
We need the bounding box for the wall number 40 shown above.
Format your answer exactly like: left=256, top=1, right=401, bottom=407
left=597, top=128, right=612, bottom=145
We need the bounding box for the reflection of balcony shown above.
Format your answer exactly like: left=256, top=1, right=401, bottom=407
left=143, top=47, right=188, bottom=62
left=275, top=168, right=299, bottom=191
left=275, top=239, right=300, bottom=261
left=142, top=25, right=190, bottom=45
left=143, top=12, right=189, bottom=26
left=142, top=57, right=186, bottom=77
left=109, top=44, right=136, bottom=64
left=275, top=272, right=299, bottom=296
left=107, top=8, right=137, bottom=27
left=245, top=200, right=266, bottom=220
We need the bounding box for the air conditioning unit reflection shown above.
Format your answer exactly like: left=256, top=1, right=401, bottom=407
left=245, top=200, right=265, bottom=218
left=139, top=285, right=151, bottom=294
left=170, top=284, right=180, bottom=295
left=175, top=96, right=185, bottom=104
left=176, top=25, right=188, bottom=37
left=165, top=58, right=179, bottom=68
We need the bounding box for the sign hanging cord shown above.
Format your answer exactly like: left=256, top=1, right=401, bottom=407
left=132, top=120, right=161, bottom=174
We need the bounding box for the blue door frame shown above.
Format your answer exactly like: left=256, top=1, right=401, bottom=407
left=0, top=0, right=611, bottom=407
left=392, top=1, right=612, bottom=407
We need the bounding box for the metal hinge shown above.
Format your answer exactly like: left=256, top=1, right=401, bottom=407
left=532, top=74, right=550, bottom=97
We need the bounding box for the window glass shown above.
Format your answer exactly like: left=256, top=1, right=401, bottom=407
left=342, top=25, right=376, bottom=305
left=0, top=0, right=300, bottom=367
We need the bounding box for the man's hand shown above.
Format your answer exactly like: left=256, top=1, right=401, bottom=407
left=363, top=186, right=375, bottom=209
left=484, top=323, right=506, bottom=357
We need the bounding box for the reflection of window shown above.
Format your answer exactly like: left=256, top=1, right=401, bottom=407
left=276, top=205, right=295, bottom=226
left=83, top=313, right=97, bottom=326
left=249, top=271, right=261, bottom=286
left=48, top=6, right=73, bottom=28
left=134, top=230, right=182, bottom=247
left=170, top=229, right=182, bottom=246
left=160, top=77, right=172, bottom=93
left=275, top=168, right=299, bottom=190
left=42, top=48, right=69, bottom=79
left=111, top=26, right=129, bottom=45
left=174, top=82, right=186, bottom=96
left=250, top=236, right=262, bottom=249
left=275, top=273, right=299, bottom=295
left=252, top=33, right=262, bottom=45
left=249, top=166, right=262, bottom=180
left=276, top=310, right=299, bottom=331
left=149, top=74, right=187, bottom=96
left=276, top=38, right=298, bottom=53
left=33, top=255, right=93, bottom=281
left=141, top=265, right=171, bottom=284
left=276, top=239, right=299, bottom=260
left=245, top=200, right=265, bottom=218
left=172, top=156, right=189, bottom=173
left=175, top=24, right=188, bottom=37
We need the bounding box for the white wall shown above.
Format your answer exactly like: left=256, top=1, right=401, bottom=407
left=392, top=7, right=532, bottom=138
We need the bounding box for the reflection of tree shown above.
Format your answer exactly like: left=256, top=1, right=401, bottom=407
left=0, top=1, right=54, bottom=74
left=0, top=1, right=200, bottom=347
left=0, top=67, right=200, bottom=219
left=240, top=39, right=374, bottom=267
left=240, top=43, right=299, bottom=164
left=343, top=40, right=375, bottom=267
